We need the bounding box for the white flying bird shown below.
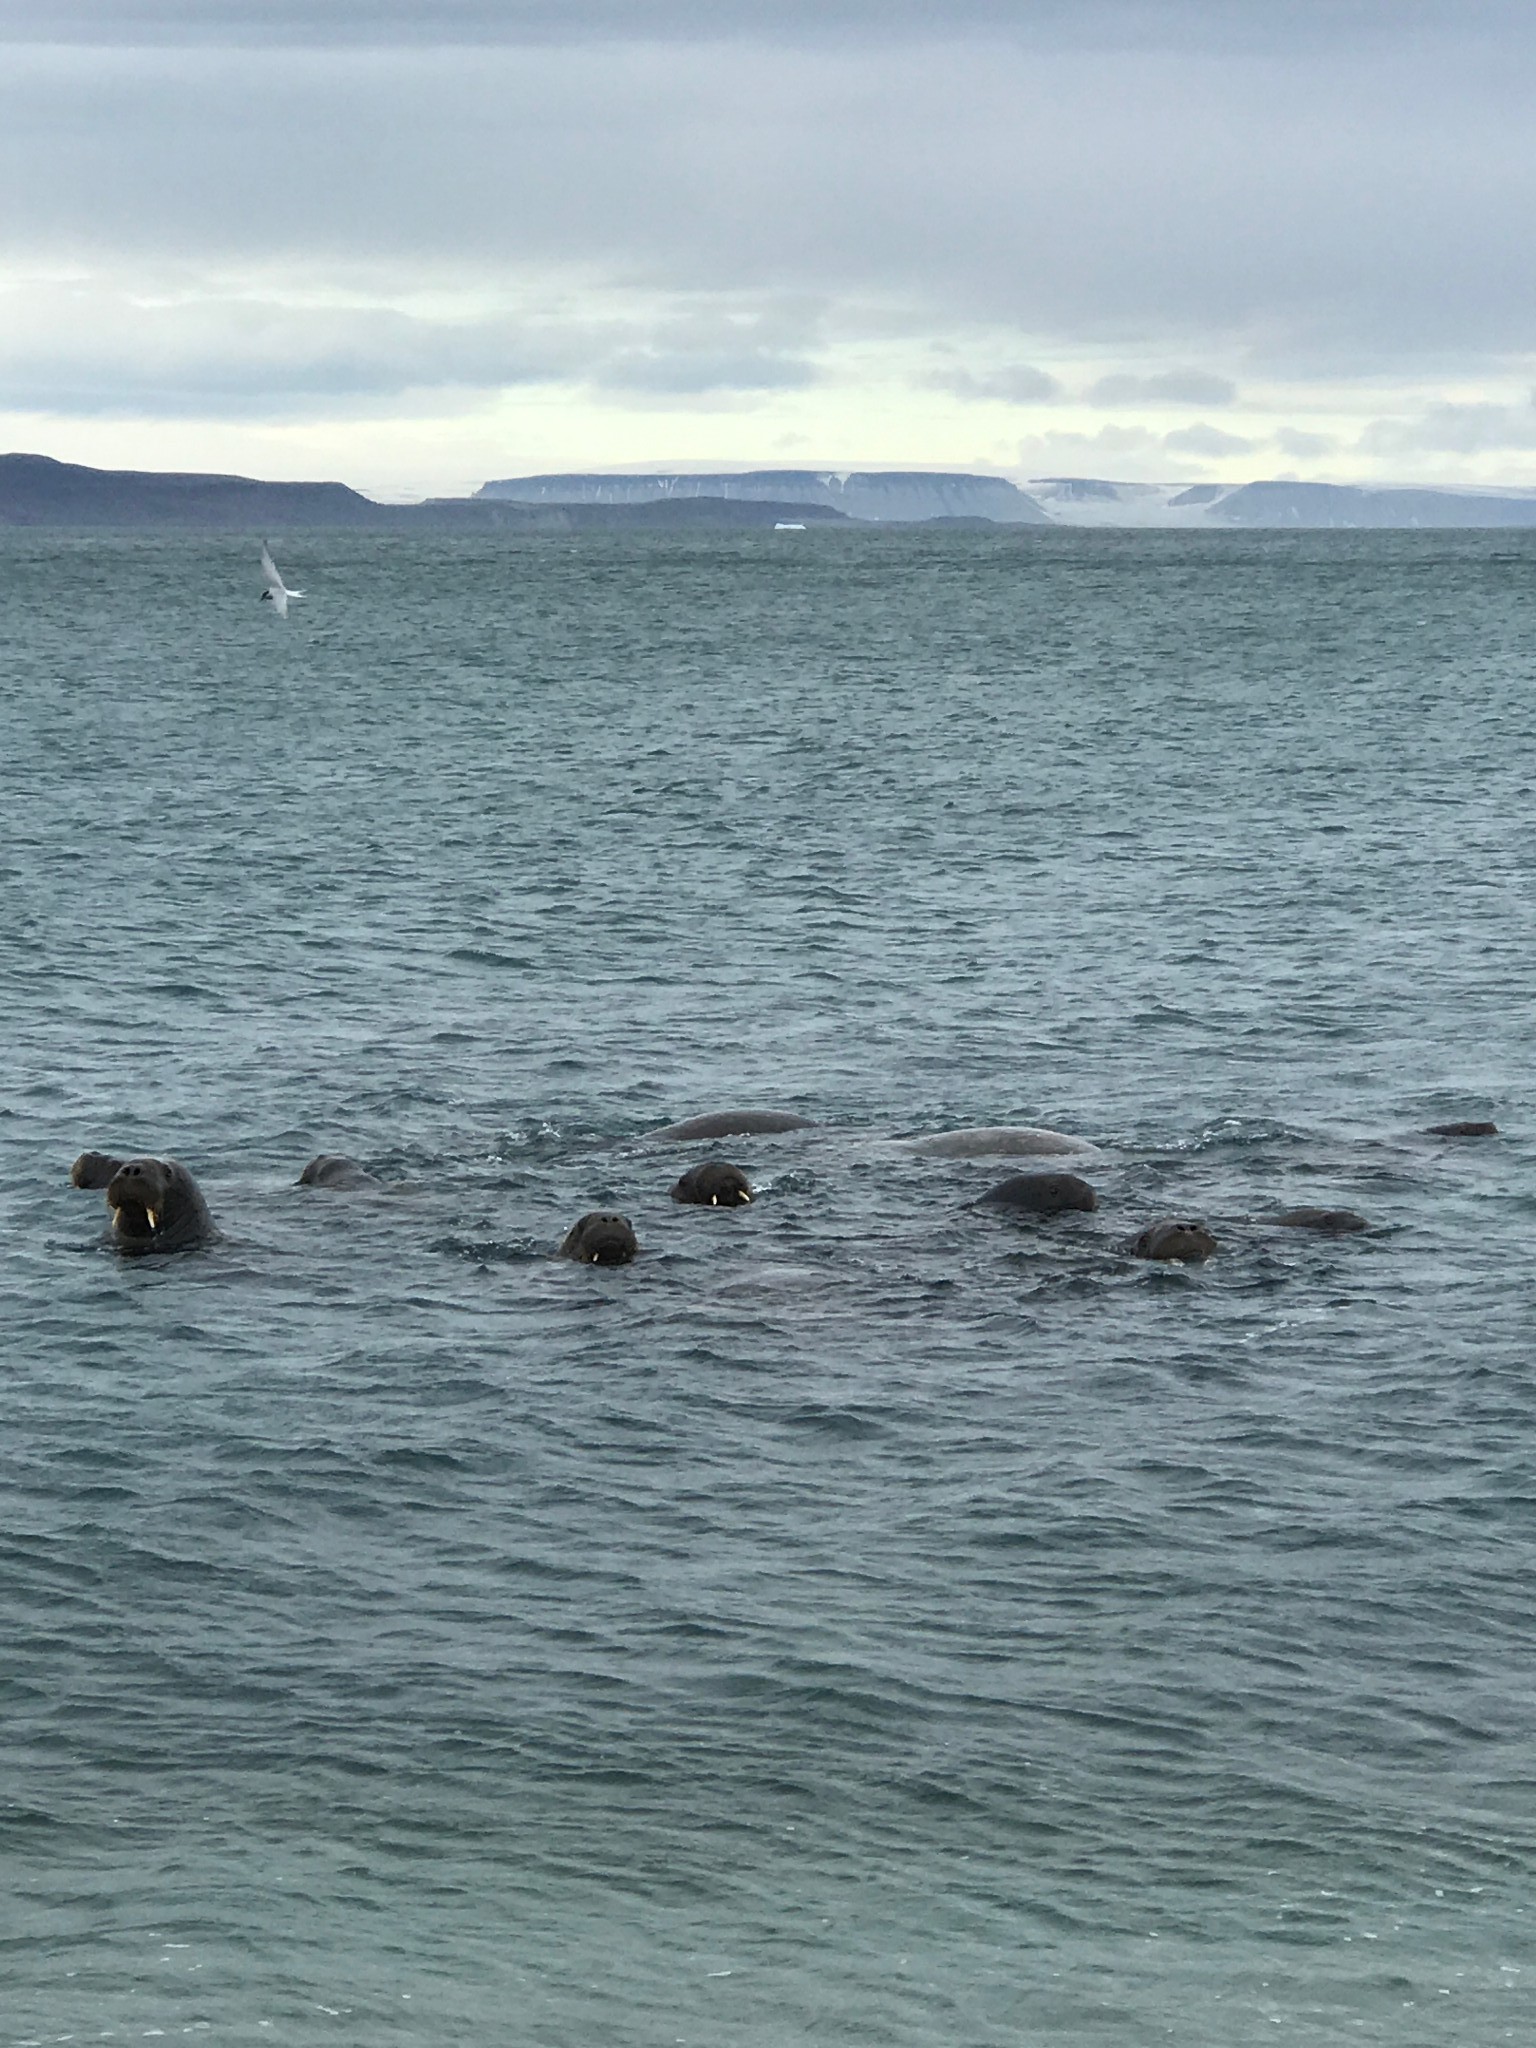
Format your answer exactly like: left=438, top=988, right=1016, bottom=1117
left=259, top=542, right=304, bottom=617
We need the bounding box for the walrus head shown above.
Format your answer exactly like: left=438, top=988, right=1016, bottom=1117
left=105, top=1156, right=177, bottom=1244
left=670, top=1161, right=754, bottom=1208
left=70, top=1151, right=125, bottom=1190
left=1132, top=1219, right=1218, bottom=1263
left=298, top=1154, right=381, bottom=1189
left=559, top=1211, right=639, bottom=1265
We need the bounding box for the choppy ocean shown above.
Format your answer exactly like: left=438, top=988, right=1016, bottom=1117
left=3, top=525, right=1533, bottom=2046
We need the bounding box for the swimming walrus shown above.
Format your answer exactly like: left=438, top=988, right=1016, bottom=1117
left=1131, top=1219, right=1218, bottom=1263
left=74, top=1154, right=217, bottom=1254
left=559, top=1212, right=639, bottom=1264
left=671, top=1161, right=754, bottom=1208
left=70, top=1151, right=125, bottom=1190
left=1274, top=1207, right=1369, bottom=1234
left=907, top=1125, right=1095, bottom=1158
left=976, top=1171, right=1098, bottom=1216
left=650, top=1110, right=815, bottom=1141
left=1425, top=1120, right=1499, bottom=1138
left=298, top=1154, right=385, bottom=1190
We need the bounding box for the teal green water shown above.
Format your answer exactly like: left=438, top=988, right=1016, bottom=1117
left=3, top=526, right=1534, bottom=2045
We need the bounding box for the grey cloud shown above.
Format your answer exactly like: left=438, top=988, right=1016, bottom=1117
left=1088, top=369, right=1237, bottom=406
left=0, top=287, right=569, bottom=416
left=3, top=17, right=1536, bottom=409
left=8, top=36, right=1524, bottom=348
left=593, top=349, right=815, bottom=394
left=1, top=1, right=1523, bottom=49
left=0, top=280, right=817, bottom=417
left=1162, top=422, right=1254, bottom=456
left=1358, top=397, right=1536, bottom=456
left=929, top=364, right=1063, bottom=404
left=590, top=299, right=827, bottom=394
left=1274, top=426, right=1337, bottom=457
left=1015, top=424, right=1162, bottom=471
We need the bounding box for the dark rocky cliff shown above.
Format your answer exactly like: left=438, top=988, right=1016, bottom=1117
left=0, top=453, right=385, bottom=527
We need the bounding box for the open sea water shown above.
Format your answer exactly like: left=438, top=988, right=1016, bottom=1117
left=2, top=525, right=1534, bottom=2046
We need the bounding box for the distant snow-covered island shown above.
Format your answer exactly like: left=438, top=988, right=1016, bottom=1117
left=481, top=468, right=1536, bottom=528
left=476, top=469, right=1052, bottom=522
left=6, top=453, right=1536, bottom=529
left=1027, top=476, right=1536, bottom=527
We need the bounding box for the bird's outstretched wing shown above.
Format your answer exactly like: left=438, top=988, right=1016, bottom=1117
left=260, top=541, right=303, bottom=613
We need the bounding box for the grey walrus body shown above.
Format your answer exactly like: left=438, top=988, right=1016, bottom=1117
left=1274, top=1207, right=1369, bottom=1234
left=298, top=1154, right=385, bottom=1190
left=559, top=1212, right=639, bottom=1264
left=977, top=1171, right=1098, bottom=1217
left=908, top=1125, right=1094, bottom=1158
left=650, top=1110, right=814, bottom=1141
left=1425, top=1120, right=1498, bottom=1138
left=79, top=1154, right=217, bottom=1254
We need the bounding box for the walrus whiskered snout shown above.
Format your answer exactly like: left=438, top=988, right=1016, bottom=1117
left=109, top=1198, right=158, bottom=1240
left=107, top=1158, right=173, bottom=1242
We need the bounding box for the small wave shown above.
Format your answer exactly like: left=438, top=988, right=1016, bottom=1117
left=372, top=1446, right=468, bottom=1473
left=447, top=946, right=536, bottom=969
left=431, top=1234, right=542, bottom=1265
left=777, top=1403, right=887, bottom=1441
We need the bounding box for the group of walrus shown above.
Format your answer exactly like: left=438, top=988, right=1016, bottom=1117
left=67, top=1109, right=1500, bottom=1267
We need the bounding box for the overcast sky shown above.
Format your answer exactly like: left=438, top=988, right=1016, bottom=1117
left=2, top=0, right=1533, bottom=495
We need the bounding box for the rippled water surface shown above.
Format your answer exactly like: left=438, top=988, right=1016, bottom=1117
left=3, top=526, right=1534, bottom=2045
